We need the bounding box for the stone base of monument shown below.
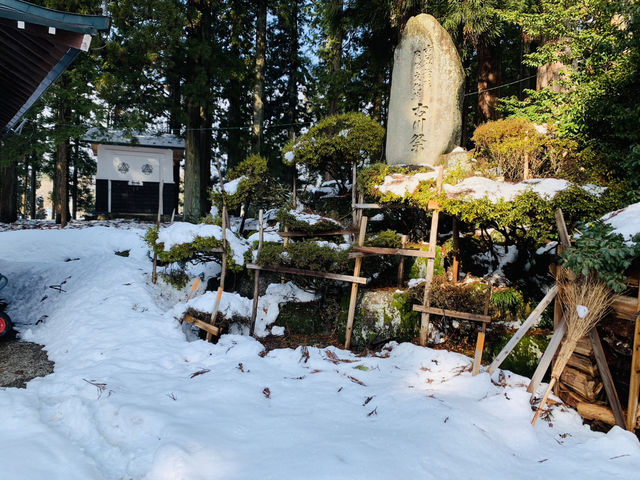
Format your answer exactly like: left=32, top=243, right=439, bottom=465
left=439, top=148, right=473, bottom=172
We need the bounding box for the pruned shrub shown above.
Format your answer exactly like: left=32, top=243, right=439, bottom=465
left=283, top=112, right=384, bottom=194
left=472, top=117, right=579, bottom=181
left=211, top=154, right=286, bottom=216
left=256, top=241, right=351, bottom=273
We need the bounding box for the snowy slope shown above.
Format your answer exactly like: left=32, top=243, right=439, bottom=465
left=1, top=224, right=639, bottom=479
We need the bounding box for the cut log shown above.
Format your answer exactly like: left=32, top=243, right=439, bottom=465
left=611, top=294, right=639, bottom=322
left=558, top=384, right=588, bottom=409
left=559, top=367, right=603, bottom=402
left=574, top=336, right=594, bottom=357
left=577, top=402, right=640, bottom=429
left=566, top=353, right=598, bottom=377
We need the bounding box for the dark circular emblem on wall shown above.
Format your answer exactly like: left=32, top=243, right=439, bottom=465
left=141, top=164, right=154, bottom=175
left=117, top=162, right=130, bottom=174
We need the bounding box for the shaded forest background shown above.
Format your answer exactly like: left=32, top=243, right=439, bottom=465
left=0, top=0, right=638, bottom=225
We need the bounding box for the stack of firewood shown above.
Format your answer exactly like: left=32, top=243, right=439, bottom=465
left=557, top=336, right=604, bottom=408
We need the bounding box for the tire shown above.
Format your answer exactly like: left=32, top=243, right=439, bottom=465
left=0, top=311, right=12, bottom=339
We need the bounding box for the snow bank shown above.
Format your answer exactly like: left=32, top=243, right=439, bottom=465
left=444, top=177, right=604, bottom=203
left=444, top=177, right=571, bottom=202
left=377, top=171, right=438, bottom=196
left=602, top=201, right=640, bottom=241
left=157, top=222, right=249, bottom=265
left=170, top=281, right=318, bottom=337
left=1, top=221, right=640, bottom=479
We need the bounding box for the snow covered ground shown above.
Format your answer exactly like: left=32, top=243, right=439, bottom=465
left=1, top=222, right=639, bottom=479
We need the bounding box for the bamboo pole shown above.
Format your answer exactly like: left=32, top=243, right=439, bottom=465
left=344, top=216, right=368, bottom=349
left=250, top=209, right=264, bottom=336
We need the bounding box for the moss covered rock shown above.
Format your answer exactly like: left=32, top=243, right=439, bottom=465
left=337, top=289, right=419, bottom=349
left=486, top=333, right=549, bottom=378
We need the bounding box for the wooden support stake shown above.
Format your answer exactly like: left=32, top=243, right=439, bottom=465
left=419, top=166, right=443, bottom=347
left=397, top=235, right=408, bottom=287
left=590, top=328, right=626, bottom=429
left=473, top=284, right=492, bottom=376
left=532, top=377, right=557, bottom=426
left=345, top=216, right=368, bottom=349
left=185, top=277, right=200, bottom=303
left=182, top=314, right=220, bottom=337
left=527, top=318, right=567, bottom=395
left=207, top=206, right=227, bottom=341
left=487, top=285, right=558, bottom=375
left=250, top=210, right=264, bottom=336
left=627, top=293, right=640, bottom=431
left=451, top=217, right=460, bottom=282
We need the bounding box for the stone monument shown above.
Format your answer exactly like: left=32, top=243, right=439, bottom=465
left=386, top=14, right=464, bottom=166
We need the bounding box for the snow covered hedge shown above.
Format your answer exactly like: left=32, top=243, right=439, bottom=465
left=276, top=208, right=343, bottom=234
left=358, top=163, right=627, bottom=247
left=145, top=222, right=250, bottom=270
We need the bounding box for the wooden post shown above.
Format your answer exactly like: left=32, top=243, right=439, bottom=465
left=420, top=166, right=443, bottom=346
left=207, top=205, right=227, bottom=341
left=151, top=180, right=164, bottom=284
left=344, top=216, right=368, bottom=349
left=186, top=277, right=200, bottom=303
left=523, top=151, right=530, bottom=180
left=352, top=161, right=357, bottom=226
left=451, top=217, right=460, bottom=282
left=292, top=167, right=297, bottom=207
left=473, top=283, right=492, bottom=375
left=250, top=209, right=264, bottom=336
left=397, top=234, right=408, bottom=287
left=590, top=328, right=626, bottom=429
left=627, top=290, right=640, bottom=431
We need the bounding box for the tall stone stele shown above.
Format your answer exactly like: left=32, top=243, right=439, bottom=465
left=386, top=14, right=464, bottom=166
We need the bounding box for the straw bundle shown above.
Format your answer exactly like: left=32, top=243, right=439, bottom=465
left=531, top=276, right=612, bottom=425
